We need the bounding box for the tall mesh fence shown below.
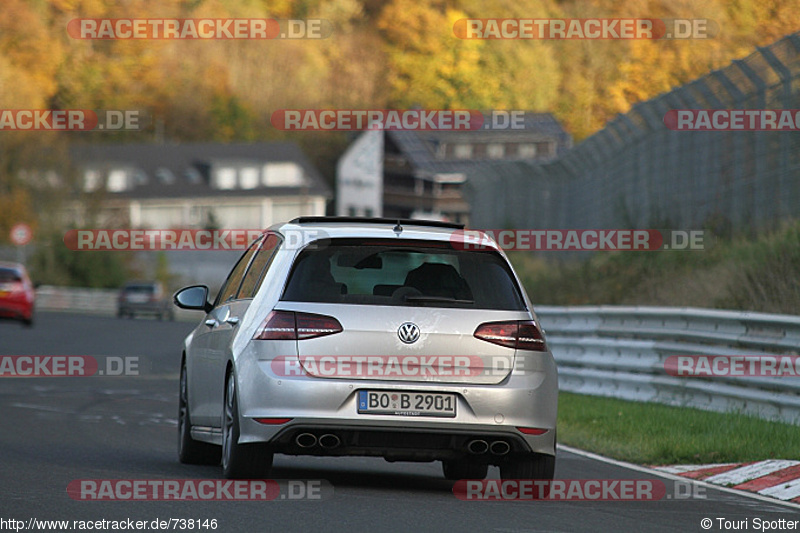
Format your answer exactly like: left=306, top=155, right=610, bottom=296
left=467, top=31, right=800, bottom=235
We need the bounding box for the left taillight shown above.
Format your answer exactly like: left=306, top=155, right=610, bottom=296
left=254, top=417, right=292, bottom=425
left=295, top=312, right=344, bottom=339
left=253, top=310, right=342, bottom=341
left=473, top=320, right=547, bottom=351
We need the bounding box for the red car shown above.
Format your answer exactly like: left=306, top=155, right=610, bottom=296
left=0, top=262, right=35, bottom=327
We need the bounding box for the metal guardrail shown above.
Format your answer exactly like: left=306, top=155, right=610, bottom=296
left=536, top=306, right=800, bottom=425
left=31, top=290, right=800, bottom=423
left=34, top=286, right=196, bottom=321
left=36, top=286, right=119, bottom=314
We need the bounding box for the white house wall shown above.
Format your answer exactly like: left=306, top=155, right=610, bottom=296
left=336, top=130, right=383, bottom=217
left=65, top=194, right=326, bottom=230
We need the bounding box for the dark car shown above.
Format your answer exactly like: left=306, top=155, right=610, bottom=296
left=0, top=262, right=35, bottom=327
left=117, top=281, right=174, bottom=320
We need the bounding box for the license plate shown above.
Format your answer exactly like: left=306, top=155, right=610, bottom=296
left=358, top=391, right=456, bottom=417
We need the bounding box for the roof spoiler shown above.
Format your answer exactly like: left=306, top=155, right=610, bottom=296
left=289, top=216, right=465, bottom=230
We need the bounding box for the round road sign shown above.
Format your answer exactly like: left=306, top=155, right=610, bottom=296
left=10, top=223, right=33, bottom=246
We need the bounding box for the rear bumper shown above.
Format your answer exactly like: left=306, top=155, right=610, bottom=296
left=248, top=421, right=554, bottom=463
left=225, top=348, right=558, bottom=461
left=0, top=297, right=33, bottom=321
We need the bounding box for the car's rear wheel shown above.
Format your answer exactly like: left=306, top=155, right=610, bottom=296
left=178, top=362, right=221, bottom=465
left=500, top=453, right=555, bottom=481
left=442, top=459, right=488, bottom=480
left=222, top=371, right=273, bottom=479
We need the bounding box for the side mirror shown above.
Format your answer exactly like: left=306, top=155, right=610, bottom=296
left=173, top=285, right=212, bottom=313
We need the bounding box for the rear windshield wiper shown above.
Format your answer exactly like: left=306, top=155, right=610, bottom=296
left=404, top=296, right=475, bottom=304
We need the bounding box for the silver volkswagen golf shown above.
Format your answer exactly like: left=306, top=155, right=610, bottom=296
left=174, top=217, right=558, bottom=480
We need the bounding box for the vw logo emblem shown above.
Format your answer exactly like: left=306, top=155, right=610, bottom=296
left=397, top=322, right=420, bottom=344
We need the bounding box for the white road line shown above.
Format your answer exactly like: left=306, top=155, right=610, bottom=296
left=704, top=460, right=800, bottom=485
left=11, top=402, right=75, bottom=414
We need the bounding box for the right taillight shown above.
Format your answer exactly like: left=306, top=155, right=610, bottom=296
left=473, top=320, right=547, bottom=351
left=517, top=426, right=549, bottom=435
left=254, top=310, right=296, bottom=340
left=253, top=310, right=342, bottom=340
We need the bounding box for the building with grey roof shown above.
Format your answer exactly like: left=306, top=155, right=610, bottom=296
left=66, top=141, right=331, bottom=230
left=336, top=112, right=571, bottom=224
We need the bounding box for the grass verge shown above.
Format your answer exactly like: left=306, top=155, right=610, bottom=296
left=558, top=392, right=800, bottom=465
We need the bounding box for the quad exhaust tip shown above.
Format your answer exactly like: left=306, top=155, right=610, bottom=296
left=295, top=433, right=317, bottom=448
left=490, top=440, right=510, bottom=456
left=467, top=439, right=510, bottom=455
left=319, top=434, right=341, bottom=449
left=467, top=439, right=489, bottom=454
left=296, top=433, right=340, bottom=449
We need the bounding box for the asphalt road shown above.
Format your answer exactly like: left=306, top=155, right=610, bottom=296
left=0, top=312, right=796, bottom=532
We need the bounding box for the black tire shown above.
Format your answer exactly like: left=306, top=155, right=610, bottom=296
left=178, top=362, right=221, bottom=465
left=222, top=371, right=273, bottom=479
left=500, top=453, right=555, bottom=481
left=22, top=316, right=33, bottom=328
left=442, top=459, right=488, bottom=481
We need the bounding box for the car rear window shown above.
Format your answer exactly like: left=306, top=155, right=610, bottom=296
left=281, top=239, right=526, bottom=310
left=0, top=268, right=22, bottom=282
